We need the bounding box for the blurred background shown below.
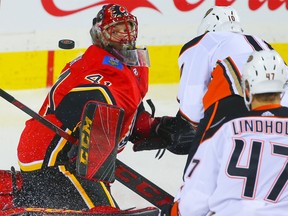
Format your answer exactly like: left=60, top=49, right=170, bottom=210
left=0, top=0, right=287, bottom=90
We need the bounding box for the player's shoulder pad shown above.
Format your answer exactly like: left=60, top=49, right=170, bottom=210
left=179, top=33, right=206, bottom=56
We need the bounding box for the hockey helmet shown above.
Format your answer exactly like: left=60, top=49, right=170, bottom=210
left=197, top=6, right=243, bottom=35
left=242, top=50, right=288, bottom=106
left=90, top=4, right=149, bottom=67
left=90, top=4, right=138, bottom=50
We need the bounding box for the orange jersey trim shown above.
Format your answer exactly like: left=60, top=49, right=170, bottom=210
left=170, top=202, right=179, bottom=216
left=203, top=57, right=242, bottom=111
left=253, top=104, right=282, bottom=111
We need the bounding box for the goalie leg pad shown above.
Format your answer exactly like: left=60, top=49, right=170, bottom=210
left=0, top=167, right=23, bottom=210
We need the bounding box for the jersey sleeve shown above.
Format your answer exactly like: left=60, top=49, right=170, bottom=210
left=177, top=42, right=212, bottom=124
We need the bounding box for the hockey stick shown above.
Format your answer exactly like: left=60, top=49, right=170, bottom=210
left=0, top=88, right=174, bottom=209
left=0, top=88, right=78, bottom=144
left=2, top=206, right=159, bottom=216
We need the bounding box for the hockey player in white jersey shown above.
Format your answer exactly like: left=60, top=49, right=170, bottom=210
left=176, top=6, right=277, bottom=159
left=133, top=6, right=280, bottom=160
left=166, top=50, right=288, bottom=215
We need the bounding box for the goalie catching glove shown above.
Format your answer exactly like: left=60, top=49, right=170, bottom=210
left=130, top=108, right=196, bottom=154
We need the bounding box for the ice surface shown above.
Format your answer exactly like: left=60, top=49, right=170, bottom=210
left=0, top=84, right=187, bottom=209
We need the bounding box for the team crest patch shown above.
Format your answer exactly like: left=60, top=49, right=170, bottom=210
left=102, top=56, right=123, bottom=70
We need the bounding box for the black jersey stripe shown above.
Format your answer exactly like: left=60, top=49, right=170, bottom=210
left=179, top=33, right=206, bottom=56
left=244, top=35, right=263, bottom=51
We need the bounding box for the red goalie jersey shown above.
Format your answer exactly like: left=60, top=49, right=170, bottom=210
left=17, top=45, right=148, bottom=172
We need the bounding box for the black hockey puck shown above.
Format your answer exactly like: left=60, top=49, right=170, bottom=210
left=58, top=39, right=75, bottom=49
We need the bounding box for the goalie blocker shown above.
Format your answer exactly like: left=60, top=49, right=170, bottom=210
left=76, top=101, right=124, bottom=183
left=76, top=101, right=174, bottom=209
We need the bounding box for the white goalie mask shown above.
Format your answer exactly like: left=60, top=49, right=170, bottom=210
left=242, top=50, right=288, bottom=108
left=197, top=6, right=243, bottom=36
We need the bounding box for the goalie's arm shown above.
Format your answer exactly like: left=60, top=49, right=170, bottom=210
left=129, top=101, right=168, bottom=152
left=54, top=84, right=116, bottom=130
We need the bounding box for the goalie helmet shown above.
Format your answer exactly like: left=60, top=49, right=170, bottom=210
left=242, top=50, right=288, bottom=107
left=90, top=4, right=150, bottom=67
left=90, top=4, right=138, bottom=51
left=197, top=6, right=243, bottom=35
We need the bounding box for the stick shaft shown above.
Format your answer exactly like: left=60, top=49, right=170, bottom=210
left=0, top=88, right=77, bottom=144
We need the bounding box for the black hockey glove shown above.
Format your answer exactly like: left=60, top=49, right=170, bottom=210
left=156, top=111, right=196, bottom=155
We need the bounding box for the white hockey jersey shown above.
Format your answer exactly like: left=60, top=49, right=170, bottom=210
left=177, top=31, right=274, bottom=124
left=175, top=106, right=288, bottom=216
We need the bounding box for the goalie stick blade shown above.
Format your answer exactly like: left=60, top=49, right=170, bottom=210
left=2, top=207, right=159, bottom=216
left=115, top=159, right=174, bottom=209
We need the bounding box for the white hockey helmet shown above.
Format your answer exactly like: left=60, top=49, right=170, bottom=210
left=197, top=6, right=243, bottom=35
left=242, top=50, right=288, bottom=107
